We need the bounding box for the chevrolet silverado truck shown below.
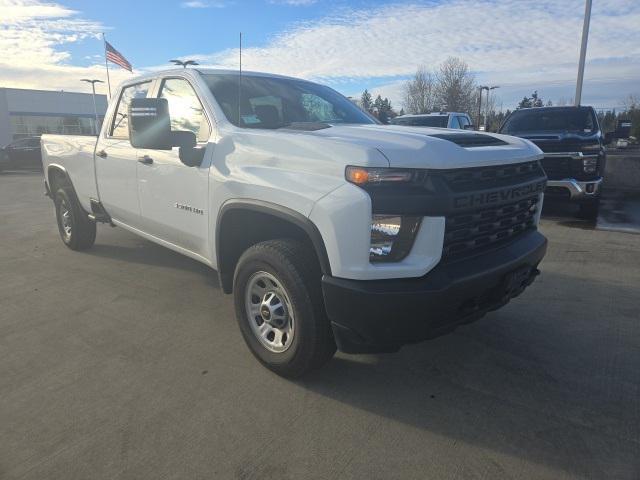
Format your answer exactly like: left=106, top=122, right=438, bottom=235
left=41, top=69, right=547, bottom=377
left=499, top=106, right=606, bottom=219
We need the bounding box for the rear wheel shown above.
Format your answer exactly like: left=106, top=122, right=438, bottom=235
left=54, top=187, right=96, bottom=250
left=233, top=239, right=336, bottom=377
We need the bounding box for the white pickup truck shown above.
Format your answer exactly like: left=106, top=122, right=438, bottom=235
left=41, top=69, right=548, bottom=377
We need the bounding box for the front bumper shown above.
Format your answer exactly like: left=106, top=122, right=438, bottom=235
left=545, top=177, right=602, bottom=201
left=322, top=230, right=547, bottom=354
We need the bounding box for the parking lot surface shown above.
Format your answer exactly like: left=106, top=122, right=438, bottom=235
left=1, top=171, right=639, bottom=480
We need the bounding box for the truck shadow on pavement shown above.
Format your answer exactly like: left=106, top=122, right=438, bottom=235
left=298, top=271, right=639, bottom=478
left=540, top=199, right=596, bottom=229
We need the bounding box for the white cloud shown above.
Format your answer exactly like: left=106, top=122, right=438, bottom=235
left=0, top=0, right=638, bottom=108
left=269, top=0, right=317, bottom=5
left=180, top=1, right=227, bottom=8
left=191, top=0, right=640, bottom=107
left=0, top=0, right=132, bottom=94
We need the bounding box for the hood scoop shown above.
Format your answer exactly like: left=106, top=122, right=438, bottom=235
left=428, top=133, right=508, bottom=148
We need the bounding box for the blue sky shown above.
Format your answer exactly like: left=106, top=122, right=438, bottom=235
left=1, top=0, right=639, bottom=111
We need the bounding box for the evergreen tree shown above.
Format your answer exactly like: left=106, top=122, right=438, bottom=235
left=517, top=96, right=532, bottom=109
left=531, top=91, right=543, bottom=108
left=361, top=90, right=373, bottom=112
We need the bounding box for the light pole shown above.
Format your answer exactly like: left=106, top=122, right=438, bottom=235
left=170, top=59, right=199, bottom=69
left=485, top=86, right=500, bottom=131
left=81, top=79, right=104, bottom=135
left=575, top=0, right=592, bottom=106
left=477, top=86, right=488, bottom=130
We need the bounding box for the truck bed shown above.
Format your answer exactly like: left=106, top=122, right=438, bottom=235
left=41, top=135, right=98, bottom=212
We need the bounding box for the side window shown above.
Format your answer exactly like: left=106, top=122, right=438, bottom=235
left=301, top=93, right=340, bottom=122
left=110, top=82, right=152, bottom=138
left=449, top=116, right=461, bottom=129
left=458, top=116, right=470, bottom=129
left=159, top=78, right=210, bottom=142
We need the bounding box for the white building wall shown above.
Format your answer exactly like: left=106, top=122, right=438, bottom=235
left=0, top=87, right=108, bottom=147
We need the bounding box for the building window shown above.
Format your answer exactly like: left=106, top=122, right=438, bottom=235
left=9, top=114, right=103, bottom=139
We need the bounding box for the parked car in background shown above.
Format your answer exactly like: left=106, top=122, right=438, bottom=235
left=390, top=112, right=474, bottom=130
left=499, top=106, right=606, bottom=219
left=0, top=137, right=43, bottom=172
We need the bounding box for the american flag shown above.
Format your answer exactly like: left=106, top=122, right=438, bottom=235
left=105, top=41, right=132, bottom=72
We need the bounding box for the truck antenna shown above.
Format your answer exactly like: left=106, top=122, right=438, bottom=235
left=238, top=32, right=242, bottom=126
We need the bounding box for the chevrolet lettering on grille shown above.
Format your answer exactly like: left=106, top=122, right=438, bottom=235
left=453, top=180, right=546, bottom=209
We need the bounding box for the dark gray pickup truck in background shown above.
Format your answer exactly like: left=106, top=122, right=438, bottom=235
left=500, top=106, right=607, bottom=219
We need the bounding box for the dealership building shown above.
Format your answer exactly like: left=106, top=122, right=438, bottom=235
left=0, top=87, right=108, bottom=147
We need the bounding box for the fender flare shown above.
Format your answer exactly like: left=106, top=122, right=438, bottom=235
left=215, top=199, right=332, bottom=293
left=46, top=164, right=80, bottom=200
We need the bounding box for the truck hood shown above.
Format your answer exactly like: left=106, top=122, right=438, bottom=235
left=297, top=124, right=543, bottom=169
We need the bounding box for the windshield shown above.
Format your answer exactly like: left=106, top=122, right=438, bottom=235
left=204, top=74, right=376, bottom=129
left=500, top=107, right=597, bottom=134
left=391, top=116, right=448, bottom=127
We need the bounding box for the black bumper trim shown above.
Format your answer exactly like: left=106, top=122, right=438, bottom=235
left=322, top=230, right=547, bottom=354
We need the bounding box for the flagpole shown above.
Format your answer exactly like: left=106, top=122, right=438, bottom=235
left=102, top=33, right=112, bottom=99
left=238, top=32, right=242, bottom=126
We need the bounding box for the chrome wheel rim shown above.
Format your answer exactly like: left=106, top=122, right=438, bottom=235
left=59, top=199, right=72, bottom=239
left=245, top=271, right=295, bottom=353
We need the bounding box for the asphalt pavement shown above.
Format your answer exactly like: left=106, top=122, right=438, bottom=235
left=1, top=171, right=639, bottom=480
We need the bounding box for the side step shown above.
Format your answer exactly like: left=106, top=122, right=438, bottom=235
left=88, top=199, right=115, bottom=226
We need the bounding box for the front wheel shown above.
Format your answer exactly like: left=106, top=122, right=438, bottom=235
left=579, top=198, right=600, bottom=221
left=233, top=239, right=336, bottom=377
left=54, top=187, right=96, bottom=250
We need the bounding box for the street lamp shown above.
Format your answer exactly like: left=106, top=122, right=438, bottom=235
left=485, top=86, right=500, bottom=131
left=81, top=79, right=104, bottom=135
left=170, top=59, right=199, bottom=68
left=477, top=86, right=488, bottom=130
left=575, top=0, right=592, bottom=105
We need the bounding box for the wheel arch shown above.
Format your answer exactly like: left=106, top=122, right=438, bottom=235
left=216, top=200, right=331, bottom=294
left=46, top=164, right=77, bottom=198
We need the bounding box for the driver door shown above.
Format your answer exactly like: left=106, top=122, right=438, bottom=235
left=136, top=77, right=212, bottom=259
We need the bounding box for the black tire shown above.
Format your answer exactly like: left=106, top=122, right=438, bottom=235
left=233, top=239, right=336, bottom=377
left=579, top=198, right=600, bottom=221
left=54, top=187, right=96, bottom=251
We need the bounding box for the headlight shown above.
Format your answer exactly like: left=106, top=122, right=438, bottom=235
left=346, top=166, right=424, bottom=186
left=582, top=157, right=598, bottom=173
left=370, top=215, right=422, bottom=262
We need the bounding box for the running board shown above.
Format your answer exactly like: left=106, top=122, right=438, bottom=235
left=89, top=199, right=115, bottom=226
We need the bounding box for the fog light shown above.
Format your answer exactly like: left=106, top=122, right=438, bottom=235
left=370, top=215, right=422, bottom=262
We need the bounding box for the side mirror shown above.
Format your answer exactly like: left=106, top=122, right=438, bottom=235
left=128, top=98, right=172, bottom=150
left=173, top=131, right=204, bottom=167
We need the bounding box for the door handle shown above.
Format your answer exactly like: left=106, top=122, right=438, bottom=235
left=96, top=150, right=107, bottom=158
left=138, top=155, right=154, bottom=165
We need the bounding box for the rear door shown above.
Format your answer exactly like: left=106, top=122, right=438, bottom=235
left=136, top=76, right=212, bottom=258
left=96, top=81, right=152, bottom=226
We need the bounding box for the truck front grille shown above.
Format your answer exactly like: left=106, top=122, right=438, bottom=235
left=438, top=161, right=543, bottom=192
left=443, top=195, right=540, bottom=261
